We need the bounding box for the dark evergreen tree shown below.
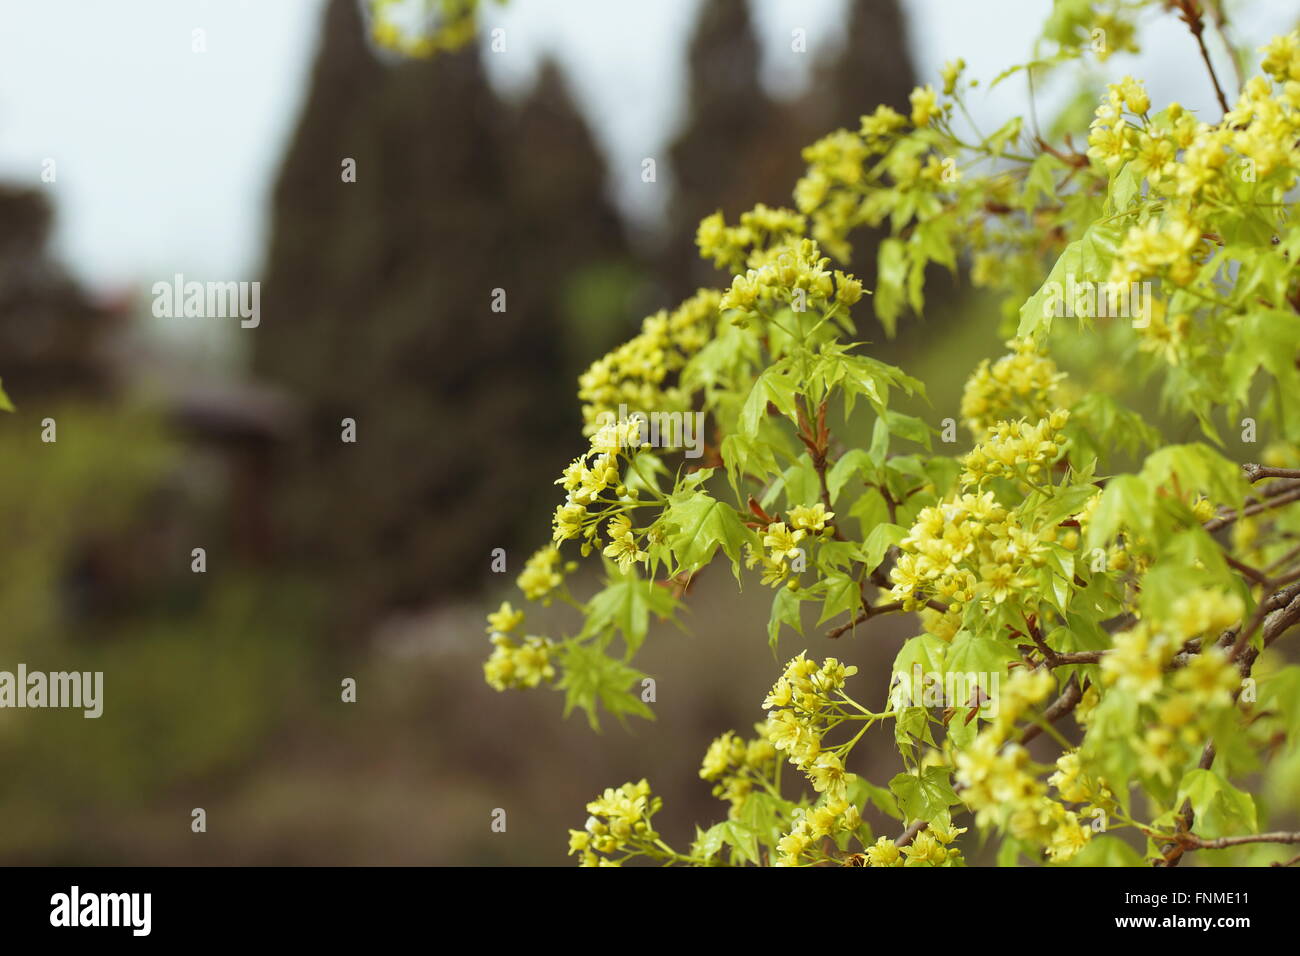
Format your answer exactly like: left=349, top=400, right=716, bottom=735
left=253, top=0, right=629, bottom=632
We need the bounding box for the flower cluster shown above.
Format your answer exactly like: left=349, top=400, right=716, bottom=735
left=567, top=780, right=663, bottom=867
left=1101, top=587, right=1243, bottom=705
left=516, top=545, right=571, bottom=603
left=954, top=669, right=1094, bottom=862
left=959, top=341, right=1065, bottom=438
left=696, top=204, right=809, bottom=273
left=959, top=410, right=1070, bottom=488
left=1086, top=76, right=1150, bottom=172
left=482, top=602, right=556, bottom=692
left=863, top=821, right=967, bottom=868
left=576, top=288, right=721, bottom=437
left=776, top=796, right=862, bottom=867
left=761, top=654, right=866, bottom=864
left=888, top=481, right=1072, bottom=614
left=699, top=725, right=778, bottom=818
left=716, top=235, right=862, bottom=325
left=1093, top=55, right=1300, bottom=293
left=552, top=422, right=649, bottom=555
left=745, top=504, right=834, bottom=588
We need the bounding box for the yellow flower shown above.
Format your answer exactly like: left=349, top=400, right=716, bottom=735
left=517, top=545, right=565, bottom=602
left=788, top=502, right=834, bottom=533
left=910, top=84, right=940, bottom=127
left=941, top=58, right=966, bottom=96
left=1173, top=646, right=1241, bottom=710
left=902, top=830, right=947, bottom=865
left=865, top=836, right=902, bottom=867
left=763, top=522, right=807, bottom=563
left=1047, top=818, right=1091, bottom=862
left=601, top=514, right=648, bottom=572
left=700, top=732, right=739, bottom=781
left=485, top=601, right=524, bottom=634
left=483, top=634, right=556, bottom=691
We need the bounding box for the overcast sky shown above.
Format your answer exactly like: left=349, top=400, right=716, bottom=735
left=0, top=0, right=1293, bottom=295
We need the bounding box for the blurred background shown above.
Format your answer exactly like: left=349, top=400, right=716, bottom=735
left=0, top=0, right=1294, bottom=865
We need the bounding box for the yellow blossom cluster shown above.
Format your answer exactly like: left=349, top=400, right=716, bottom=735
left=745, top=504, right=834, bottom=588
left=1049, top=750, right=1113, bottom=809
left=515, top=544, right=571, bottom=603
left=792, top=132, right=870, bottom=223
left=552, top=421, right=650, bottom=555
left=696, top=204, right=809, bottom=273
left=567, top=779, right=662, bottom=867
left=1100, top=587, right=1243, bottom=705
left=1109, top=215, right=1202, bottom=287
left=1086, top=76, right=1150, bottom=172
left=888, top=485, right=1060, bottom=613
left=716, top=235, right=863, bottom=324
left=776, top=797, right=862, bottom=867
left=482, top=602, right=556, bottom=692
left=959, top=340, right=1065, bottom=438
left=960, top=409, right=1070, bottom=487
left=762, top=654, right=863, bottom=864
left=861, top=820, right=967, bottom=868
left=699, top=725, right=778, bottom=818
left=1093, top=51, right=1300, bottom=292
left=954, top=669, right=1094, bottom=862
left=576, top=288, right=722, bottom=437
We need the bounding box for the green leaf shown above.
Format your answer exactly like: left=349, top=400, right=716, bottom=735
left=816, top=571, right=861, bottom=625
left=721, top=432, right=779, bottom=499
left=556, top=641, right=655, bottom=731
left=1261, top=667, right=1300, bottom=741
left=768, top=586, right=804, bottom=649
left=740, top=359, right=799, bottom=437
left=944, top=629, right=1018, bottom=679
left=889, top=766, right=959, bottom=821
left=691, top=823, right=727, bottom=862
left=1018, top=219, right=1122, bottom=337
left=861, top=522, right=906, bottom=573
left=582, top=570, right=679, bottom=658
left=883, top=410, right=932, bottom=449
left=1176, top=769, right=1257, bottom=839
left=661, top=489, right=750, bottom=576
left=875, top=238, right=907, bottom=335
left=827, top=448, right=875, bottom=503
left=1066, top=835, right=1146, bottom=867
left=1107, top=161, right=1140, bottom=214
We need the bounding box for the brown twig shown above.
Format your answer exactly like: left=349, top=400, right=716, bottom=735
left=894, top=820, right=927, bottom=847
left=1204, top=482, right=1300, bottom=532
left=1178, top=830, right=1300, bottom=851
left=1242, top=463, right=1300, bottom=483
left=1176, top=0, right=1231, bottom=116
